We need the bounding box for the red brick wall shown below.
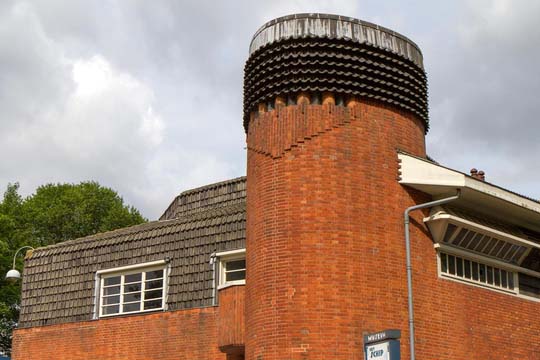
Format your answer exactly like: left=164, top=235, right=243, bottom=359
left=12, top=307, right=225, bottom=360
left=13, top=96, right=540, bottom=360
left=218, top=285, right=245, bottom=354
left=245, top=98, right=540, bottom=359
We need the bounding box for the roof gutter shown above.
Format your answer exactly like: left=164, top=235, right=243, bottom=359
left=404, top=190, right=460, bottom=360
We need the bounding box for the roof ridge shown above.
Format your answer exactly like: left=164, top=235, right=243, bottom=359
left=178, top=176, right=246, bottom=196
left=160, top=176, right=247, bottom=220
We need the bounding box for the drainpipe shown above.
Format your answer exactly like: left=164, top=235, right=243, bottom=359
left=404, top=190, right=460, bottom=360
left=209, top=252, right=217, bottom=306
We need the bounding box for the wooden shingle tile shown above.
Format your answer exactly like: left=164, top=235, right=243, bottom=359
left=19, top=179, right=246, bottom=328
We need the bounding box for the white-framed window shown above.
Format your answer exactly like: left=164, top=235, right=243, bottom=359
left=426, top=207, right=540, bottom=301
left=96, top=260, right=168, bottom=318
left=436, top=246, right=540, bottom=301
left=216, top=249, right=246, bottom=289
left=439, top=251, right=516, bottom=293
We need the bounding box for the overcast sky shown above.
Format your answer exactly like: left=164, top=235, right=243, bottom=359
left=1, top=0, right=539, bottom=219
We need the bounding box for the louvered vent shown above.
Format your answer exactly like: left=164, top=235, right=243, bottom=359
left=425, top=206, right=540, bottom=265
left=442, top=223, right=527, bottom=264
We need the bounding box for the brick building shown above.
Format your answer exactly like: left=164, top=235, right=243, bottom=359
left=12, top=13, right=540, bottom=360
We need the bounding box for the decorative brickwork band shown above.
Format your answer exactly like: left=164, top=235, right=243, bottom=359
left=247, top=101, right=361, bottom=158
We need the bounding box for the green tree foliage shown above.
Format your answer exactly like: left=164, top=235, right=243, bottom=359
left=0, top=182, right=146, bottom=355
left=23, top=182, right=146, bottom=246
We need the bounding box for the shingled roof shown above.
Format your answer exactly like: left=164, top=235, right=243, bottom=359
left=19, top=177, right=247, bottom=328
left=160, top=176, right=246, bottom=220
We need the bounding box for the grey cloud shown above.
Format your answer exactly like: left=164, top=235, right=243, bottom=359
left=426, top=0, right=540, bottom=199
left=0, top=2, right=72, bottom=128
left=2, top=0, right=539, bottom=220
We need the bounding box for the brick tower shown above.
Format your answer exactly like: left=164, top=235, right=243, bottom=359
left=244, top=14, right=429, bottom=359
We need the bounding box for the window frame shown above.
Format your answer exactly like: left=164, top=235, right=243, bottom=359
left=437, top=250, right=518, bottom=294
left=216, top=249, right=246, bottom=289
left=95, top=260, right=169, bottom=318
left=436, top=244, right=540, bottom=302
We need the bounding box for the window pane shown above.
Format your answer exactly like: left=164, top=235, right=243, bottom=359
left=494, top=268, right=501, bottom=286
left=144, top=300, right=162, bottom=310
left=499, top=243, right=512, bottom=259
left=123, top=303, right=141, bottom=313
left=443, top=224, right=458, bottom=243
left=226, top=259, right=246, bottom=271
left=448, top=255, right=456, bottom=275
left=452, top=229, right=468, bottom=246
left=464, top=260, right=471, bottom=278
left=513, top=247, right=526, bottom=263
left=483, top=238, right=496, bottom=254
left=124, top=283, right=141, bottom=293
left=103, top=286, right=120, bottom=296
left=467, top=234, right=483, bottom=250
left=474, top=236, right=490, bottom=252
left=472, top=262, right=479, bottom=281
left=479, top=265, right=486, bottom=282
left=145, top=280, right=163, bottom=290
left=145, top=290, right=163, bottom=300
left=487, top=266, right=493, bottom=284
left=125, top=273, right=142, bottom=283
left=102, top=305, right=119, bottom=315
left=505, top=245, right=519, bottom=262
left=102, top=295, right=120, bottom=305
left=501, top=270, right=508, bottom=288
left=226, top=270, right=246, bottom=282
left=461, top=231, right=475, bottom=249
left=518, top=273, right=540, bottom=298
left=508, top=273, right=514, bottom=289
left=104, top=276, right=121, bottom=286
left=440, top=253, right=447, bottom=273
left=146, top=270, right=163, bottom=280
left=124, top=292, right=141, bottom=302
left=456, top=258, right=463, bottom=277
left=491, top=241, right=504, bottom=257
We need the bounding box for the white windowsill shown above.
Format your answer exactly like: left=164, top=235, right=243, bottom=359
left=217, top=281, right=246, bottom=290
left=438, top=274, right=540, bottom=303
